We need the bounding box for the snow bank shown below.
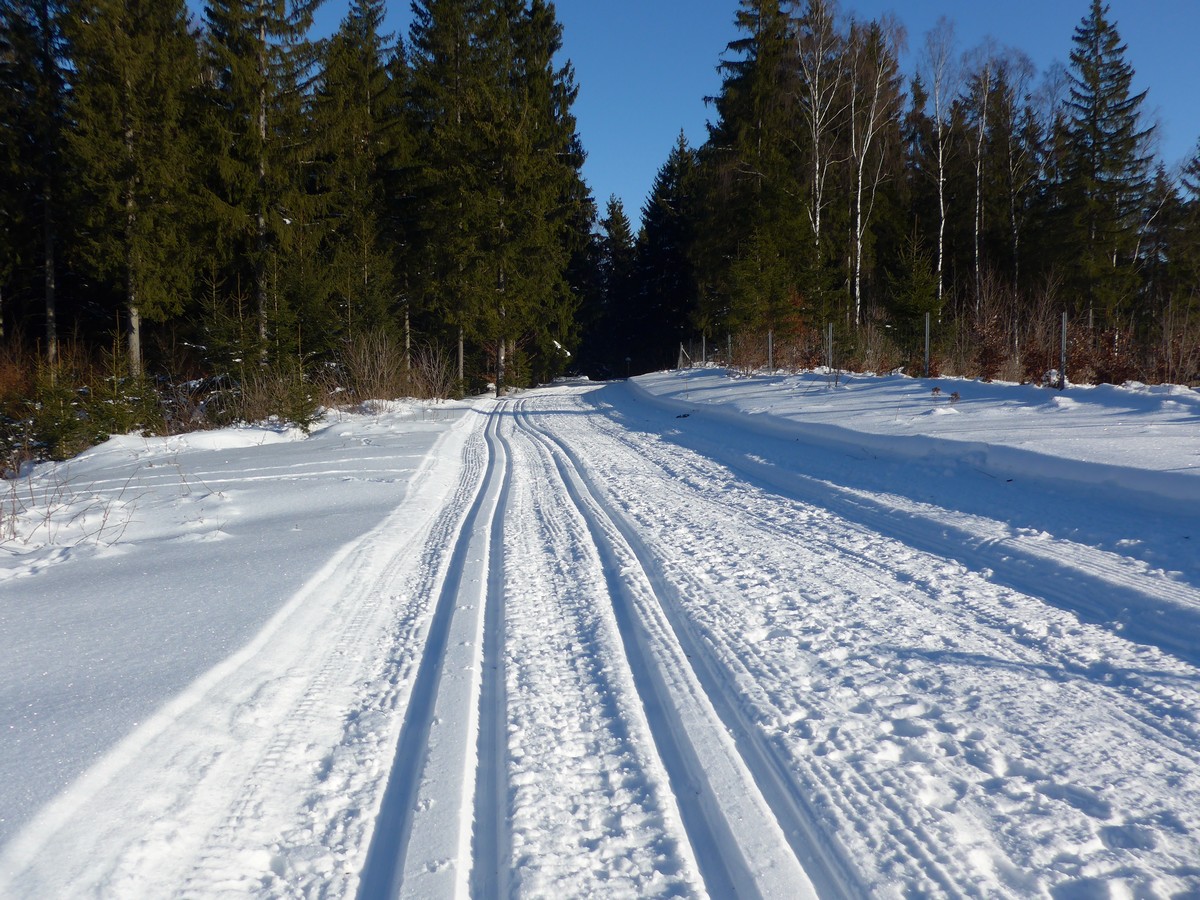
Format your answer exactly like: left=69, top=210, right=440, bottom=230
left=631, top=369, right=1200, bottom=509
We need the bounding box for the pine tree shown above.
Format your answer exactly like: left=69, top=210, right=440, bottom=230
left=1063, top=0, right=1154, bottom=327
left=65, top=0, right=199, bottom=375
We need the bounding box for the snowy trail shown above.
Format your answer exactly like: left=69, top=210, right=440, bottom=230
left=530, top=381, right=1200, bottom=897
left=0, top=411, right=482, bottom=897
left=4, top=377, right=1199, bottom=897
left=358, top=408, right=501, bottom=897
left=505, top=399, right=815, bottom=898
left=361, top=400, right=818, bottom=897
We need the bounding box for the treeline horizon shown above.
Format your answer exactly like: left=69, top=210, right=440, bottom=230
left=1, top=0, right=1198, bottom=457
left=585, top=0, right=1200, bottom=385
left=2, top=0, right=590, bottom=402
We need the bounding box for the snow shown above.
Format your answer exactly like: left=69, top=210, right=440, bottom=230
left=2, top=371, right=1199, bottom=897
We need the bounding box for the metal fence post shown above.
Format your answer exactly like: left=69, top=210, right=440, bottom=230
left=924, top=312, right=931, bottom=378
left=1060, top=311, right=1068, bottom=390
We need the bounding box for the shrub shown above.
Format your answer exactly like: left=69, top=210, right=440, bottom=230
left=341, top=329, right=409, bottom=401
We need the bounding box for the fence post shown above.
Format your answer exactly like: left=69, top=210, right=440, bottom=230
left=1060, top=311, right=1068, bottom=390
left=768, top=329, right=774, bottom=372
left=924, top=312, right=930, bottom=378
left=702, top=334, right=706, bottom=365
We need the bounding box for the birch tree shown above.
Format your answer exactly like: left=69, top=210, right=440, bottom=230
left=962, top=38, right=998, bottom=307
left=793, top=0, right=846, bottom=259
left=845, top=15, right=902, bottom=325
left=917, top=16, right=957, bottom=306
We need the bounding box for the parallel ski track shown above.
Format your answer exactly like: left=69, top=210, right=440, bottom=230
left=358, top=408, right=505, bottom=899
left=0, top=411, right=485, bottom=898
left=496, top=403, right=703, bottom=895
left=469, top=406, right=515, bottom=899
left=510, top=398, right=832, bottom=899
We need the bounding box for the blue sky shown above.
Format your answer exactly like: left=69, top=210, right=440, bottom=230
left=325, top=1, right=1200, bottom=225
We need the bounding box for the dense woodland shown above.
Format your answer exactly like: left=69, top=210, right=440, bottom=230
left=1, top=0, right=1199, bottom=462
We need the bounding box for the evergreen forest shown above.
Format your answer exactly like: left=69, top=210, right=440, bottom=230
left=2, top=0, right=1199, bottom=464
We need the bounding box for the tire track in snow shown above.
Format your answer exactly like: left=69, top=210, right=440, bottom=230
left=510, top=399, right=828, bottom=899
left=358, top=408, right=505, bottom=898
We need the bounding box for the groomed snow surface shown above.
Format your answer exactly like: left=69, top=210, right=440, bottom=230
left=1, top=371, right=1199, bottom=898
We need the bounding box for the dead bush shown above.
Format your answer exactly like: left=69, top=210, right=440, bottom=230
left=341, top=329, right=409, bottom=401
left=410, top=344, right=458, bottom=399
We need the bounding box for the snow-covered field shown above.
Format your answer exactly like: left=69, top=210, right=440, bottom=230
left=1, top=371, right=1198, bottom=897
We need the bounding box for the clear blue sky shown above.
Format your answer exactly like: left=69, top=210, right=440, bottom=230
left=323, top=1, right=1200, bottom=225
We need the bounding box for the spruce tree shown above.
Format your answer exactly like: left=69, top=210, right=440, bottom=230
left=1063, top=0, right=1154, bottom=327
left=579, top=195, right=634, bottom=376
left=199, top=0, right=322, bottom=365
left=505, top=0, right=591, bottom=386
left=635, top=133, right=700, bottom=371
left=0, top=10, right=25, bottom=340
left=65, top=0, right=199, bottom=375
left=406, top=0, right=492, bottom=386
left=407, top=0, right=587, bottom=392
left=698, top=0, right=804, bottom=336
left=0, top=0, right=67, bottom=362
left=315, top=0, right=397, bottom=350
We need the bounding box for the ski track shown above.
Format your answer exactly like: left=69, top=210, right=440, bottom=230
left=548, top=383, right=1200, bottom=897
left=362, top=398, right=816, bottom=897
left=6, top=381, right=1200, bottom=897
left=0, top=410, right=482, bottom=898
left=498, top=401, right=705, bottom=897
left=357, top=410, right=500, bottom=898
